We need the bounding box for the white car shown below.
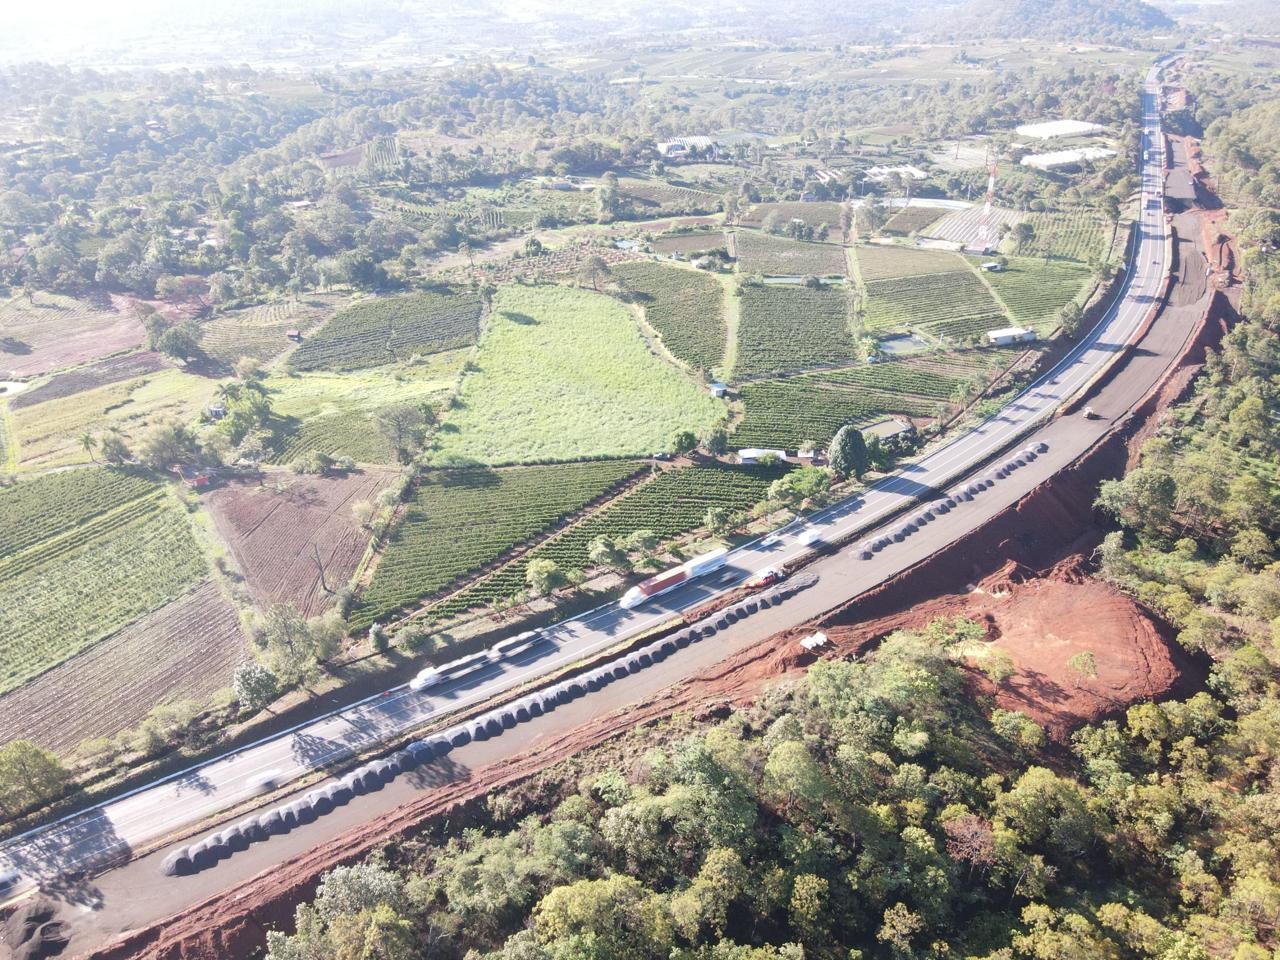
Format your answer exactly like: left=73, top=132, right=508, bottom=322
left=760, top=532, right=783, bottom=548
left=247, top=769, right=284, bottom=794
left=410, top=666, right=443, bottom=692
left=799, top=528, right=825, bottom=547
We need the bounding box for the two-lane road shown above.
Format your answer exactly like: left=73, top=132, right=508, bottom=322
left=0, top=67, right=1171, bottom=902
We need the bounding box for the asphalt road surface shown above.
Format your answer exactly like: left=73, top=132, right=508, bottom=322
left=0, top=66, right=1174, bottom=909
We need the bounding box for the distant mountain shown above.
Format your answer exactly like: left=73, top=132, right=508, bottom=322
left=946, top=0, right=1175, bottom=42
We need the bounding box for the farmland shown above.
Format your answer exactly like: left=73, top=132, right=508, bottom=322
left=650, top=232, right=727, bottom=257
left=200, top=297, right=343, bottom=366
left=8, top=351, right=170, bottom=410
left=731, top=350, right=1020, bottom=449
left=0, top=471, right=208, bottom=696
left=1023, top=210, right=1112, bottom=262
left=9, top=367, right=219, bottom=471
left=610, top=262, right=727, bottom=372
left=863, top=269, right=1007, bottom=340
left=853, top=243, right=969, bottom=281
left=924, top=204, right=1024, bottom=248
left=0, top=291, right=145, bottom=378
left=429, top=462, right=784, bottom=621
left=206, top=468, right=397, bottom=618
left=265, top=353, right=465, bottom=465
left=980, top=256, right=1094, bottom=330
left=434, top=285, right=724, bottom=464
left=0, top=581, right=245, bottom=754
left=739, top=201, right=846, bottom=234
left=617, top=177, right=721, bottom=213
left=289, top=289, right=484, bottom=372
left=735, top=284, right=857, bottom=378
left=353, top=460, right=643, bottom=626
left=732, top=231, right=848, bottom=277
left=881, top=205, right=944, bottom=237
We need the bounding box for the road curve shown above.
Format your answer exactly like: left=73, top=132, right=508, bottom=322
left=0, top=65, right=1171, bottom=901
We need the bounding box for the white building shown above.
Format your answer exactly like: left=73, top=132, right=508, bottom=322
left=656, top=136, right=719, bottom=159
left=986, top=326, right=1038, bottom=346
left=737, top=447, right=787, bottom=465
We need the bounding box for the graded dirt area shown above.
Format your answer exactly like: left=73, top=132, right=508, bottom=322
left=0, top=293, right=145, bottom=380
left=820, top=558, right=1193, bottom=739
left=0, top=580, right=246, bottom=754
left=205, top=468, right=395, bottom=617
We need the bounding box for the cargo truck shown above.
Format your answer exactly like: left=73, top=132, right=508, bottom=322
left=619, top=547, right=729, bottom=610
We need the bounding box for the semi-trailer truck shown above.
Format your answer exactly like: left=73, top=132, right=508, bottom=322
left=619, top=547, right=729, bottom=610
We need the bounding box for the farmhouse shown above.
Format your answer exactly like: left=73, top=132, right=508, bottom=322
left=864, top=417, right=916, bottom=442
left=172, top=464, right=211, bottom=489
left=709, top=381, right=728, bottom=398
left=986, top=325, right=1037, bottom=346
left=737, top=447, right=787, bottom=465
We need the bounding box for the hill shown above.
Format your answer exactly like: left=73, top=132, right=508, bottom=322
left=945, top=0, right=1173, bottom=42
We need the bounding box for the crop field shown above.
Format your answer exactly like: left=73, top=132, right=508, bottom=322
left=1022, top=210, right=1112, bottom=262
left=610, top=262, right=727, bottom=372
left=731, top=358, right=972, bottom=449
left=0, top=580, right=245, bottom=754
left=651, top=232, right=727, bottom=256
left=617, top=178, right=721, bottom=213
left=735, top=284, right=857, bottom=377
left=733, top=231, right=848, bottom=277
left=8, top=351, right=170, bottom=410
left=739, top=201, right=846, bottom=234
left=429, top=462, right=784, bottom=620
left=9, top=367, right=219, bottom=471
left=0, top=402, right=10, bottom=471
left=979, top=256, right=1093, bottom=330
left=290, top=290, right=484, bottom=372
left=0, top=291, right=145, bottom=378
left=466, top=243, right=642, bottom=285
left=353, top=460, right=643, bottom=626
left=266, top=354, right=464, bottom=465
left=434, top=285, right=723, bottom=464
left=863, top=270, right=1007, bottom=339
left=881, top=205, right=944, bottom=237
left=200, top=297, right=342, bottom=366
left=0, top=473, right=208, bottom=696
left=924, top=205, right=1024, bottom=248
left=206, top=468, right=395, bottom=617
left=853, top=244, right=969, bottom=281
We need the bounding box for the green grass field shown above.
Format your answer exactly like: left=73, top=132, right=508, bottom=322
left=0, top=470, right=208, bottom=695
left=10, top=368, right=220, bottom=471
left=434, top=285, right=724, bottom=464
left=290, top=289, right=484, bottom=372
left=979, top=257, right=1093, bottom=331
left=610, top=262, right=727, bottom=373
left=353, top=460, right=643, bottom=626
left=735, top=284, right=857, bottom=378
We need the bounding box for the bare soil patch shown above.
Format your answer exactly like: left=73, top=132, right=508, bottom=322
left=0, top=293, right=144, bottom=379
left=206, top=469, right=394, bottom=617
left=0, top=581, right=245, bottom=755
left=8, top=351, right=170, bottom=410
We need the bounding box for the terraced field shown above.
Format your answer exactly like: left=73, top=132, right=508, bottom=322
left=853, top=244, right=969, bottom=281
left=427, top=462, right=784, bottom=621
left=733, top=232, right=848, bottom=277
left=735, top=284, right=857, bottom=377
left=611, top=262, right=727, bottom=372
left=0, top=470, right=208, bottom=695
left=201, top=297, right=342, bottom=366
left=353, top=460, right=644, bottom=627
left=290, top=290, right=484, bottom=372
left=434, top=285, right=723, bottom=465
left=979, top=257, right=1093, bottom=331
left=863, top=270, right=1006, bottom=340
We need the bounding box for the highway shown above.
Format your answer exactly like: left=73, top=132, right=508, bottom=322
left=0, top=66, right=1170, bottom=903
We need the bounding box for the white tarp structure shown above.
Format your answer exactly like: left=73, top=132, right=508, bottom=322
left=1015, top=119, right=1105, bottom=139
left=1021, top=147, right=1116, bottom=170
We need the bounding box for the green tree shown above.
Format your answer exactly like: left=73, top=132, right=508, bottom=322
left=703, top=428, right=729, bottom=457
left=767, top=466, right=831, bottom=507
left=0, top=740, right=69, bottom=818
left=526, top=559, right=566, bottom=597
left=876, top=902, right=923, bottom=958
left=1067, top=651, right=1098, bottom=686
left=587, top=536, right=630, bottom=571
left=671, top=430, right=698, bottom=455
left=534, top=874, right=674, bottom=960
left=828, top=424, right=869, bottom=478
left=233, top=662, right=280, bottom=713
